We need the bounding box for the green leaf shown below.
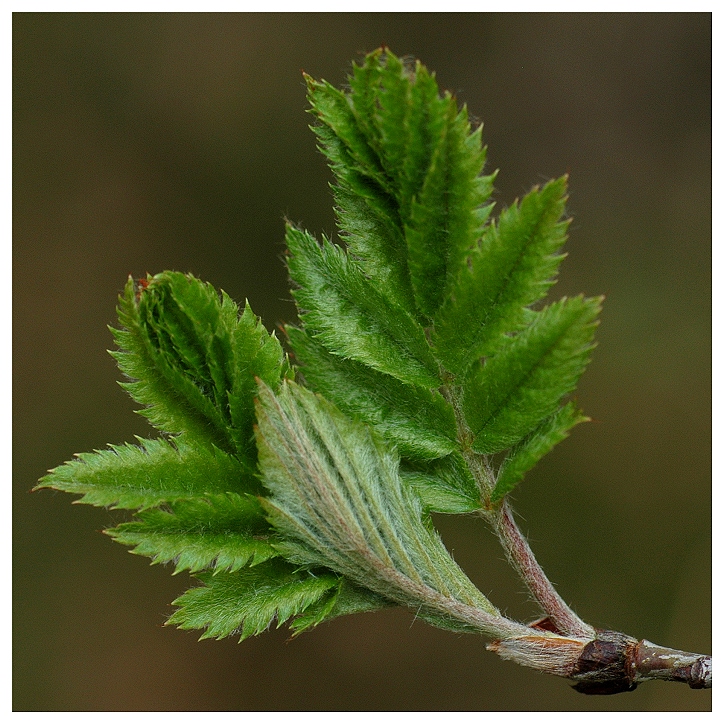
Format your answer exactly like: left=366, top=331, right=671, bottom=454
left=350, top=50, right=411, bottom=194
left=36, top=437, right=257, bottom=510
left=308, top=123, right=413, bottom=313
left=307, top=53, right=414, bottom=313
left=106, top=493, right=277, bottom=574
left=255, top=380, right=499, bottom=627
left=289, top=577, right=393, bottom=635
left=112, top=274, right=231, bottom=454
left=112, top=272, right=288, bottom=462
left=350, top=49, right=495, bottom=319
left=405, top=101, right=493, bottom=317
left=167, top=560, right=339, bottom=640
left=228, top=301, right=291, bottom=460
left=287, top=326, right=456, bottom=461
left=307, top=49, right=494, bottom=321
left=381, top=57, right=441, bottom=217
left=286, top=225, right=438, bottom=388
left=305, top=73, right=389, bottom=191
left=464, top=295, right=602, bottom=455
left=433, top=177, right=569, bottom=375
left=330, top=183, right=413, bottom=312
left=400, top=452, right=482, bottom=514
left=492, top=402, right=588, bottom=503
left=345, top=50, right=451, bottom=228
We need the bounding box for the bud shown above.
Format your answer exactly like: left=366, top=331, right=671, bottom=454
left=570, top=630, right=638, bottom=694
left=488, top=633, right=587, bottom=678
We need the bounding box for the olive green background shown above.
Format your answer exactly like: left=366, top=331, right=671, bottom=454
left=14, top=13, right=711, bottom=711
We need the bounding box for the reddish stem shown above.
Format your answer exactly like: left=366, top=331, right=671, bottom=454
left=493, top=501, right=594, bottom=639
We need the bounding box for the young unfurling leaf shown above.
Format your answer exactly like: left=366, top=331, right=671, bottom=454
left=112, top=272, right=289, bottom=464
left=307, top=48, right=495, bottom=321
left=254, top=379, right=507, bottom=634
left=288, top=50, right=590, bottom=514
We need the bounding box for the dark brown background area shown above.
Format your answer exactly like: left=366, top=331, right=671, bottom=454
left=14, top=13, right=711, bottom=711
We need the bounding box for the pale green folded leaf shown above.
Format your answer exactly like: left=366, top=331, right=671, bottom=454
left=255, top=380, right=498, bottom=629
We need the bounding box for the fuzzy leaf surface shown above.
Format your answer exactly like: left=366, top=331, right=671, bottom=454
left=307, top=49, right=494, bottom=320
left=255, top=380, right=499, bottom=629
left=400, top=453, right=482, bottom=514
left=433, top=177, right=569, bottom=374
left=492, top=402, right=588, bottom=502
left=168, top=560, right=339, bottom=640
left=286, top=225, right=438, bottom=388
left=107, top=493, right=276, bottom=574
left=287, top=326, right=456, bottom=460
left=405, top=102, right=493, bottom=317
left=306, top=73, right=413, bottom=312
left=464, top=295, right=601, bottom=455
left=37, top=437, right=257, bottom=510
left=112, top=272, right=287, bottom=462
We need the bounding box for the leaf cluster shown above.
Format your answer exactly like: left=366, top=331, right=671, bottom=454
left=289, top=49, right=600, bottom=510
left=38, top=49, right=601, bottom=643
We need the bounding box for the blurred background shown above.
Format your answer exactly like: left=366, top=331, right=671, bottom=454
left=14, top=13, right=710, bottom=711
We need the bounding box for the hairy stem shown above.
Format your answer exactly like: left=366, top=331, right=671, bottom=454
left=434, top=382, right=711, bottom=693
left=375, top=563, right=536, bottom=640
left=441, top=381, right=592, bottom=636
left=490, top=501, right=595, bottom=639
